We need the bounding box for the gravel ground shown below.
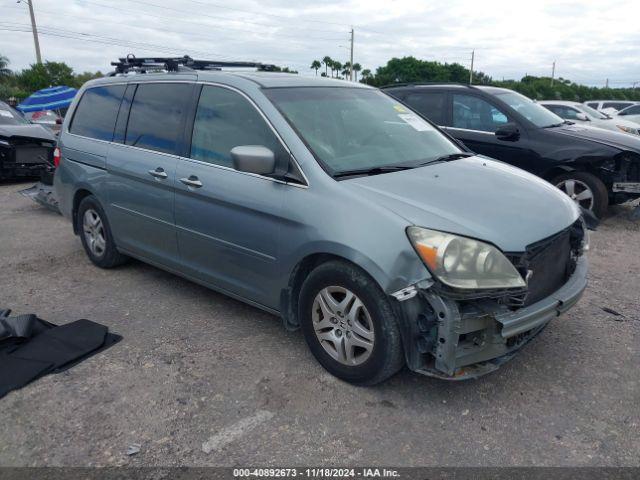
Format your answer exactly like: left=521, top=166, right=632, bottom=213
left=0, top=180, right=638, bottom=467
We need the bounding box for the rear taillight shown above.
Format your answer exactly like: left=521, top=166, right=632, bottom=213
left=53, top=147, right=61, bottom=167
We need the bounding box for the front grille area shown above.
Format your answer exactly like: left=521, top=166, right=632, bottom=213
left=522, top=230, right=572, bottom=306
left=507, top=220, right=584, bottom=307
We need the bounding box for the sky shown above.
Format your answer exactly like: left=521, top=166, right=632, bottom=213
left=0, top=0, right=639, bottom=87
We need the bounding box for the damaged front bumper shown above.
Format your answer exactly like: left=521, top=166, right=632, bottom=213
left=393, top=256, right=588, bottom=380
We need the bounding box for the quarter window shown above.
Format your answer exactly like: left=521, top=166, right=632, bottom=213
left=402, top=91, right=447, bottom=125
left=190, top=86, right=287, bottom=169
left=125, top=83, right=192, bottom=154
left=452, top=94, right=509, bottom=132
left=69, top=85, right=125, bottom=141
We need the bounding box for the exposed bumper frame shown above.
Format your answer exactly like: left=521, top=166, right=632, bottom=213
left=395, top=256, right=588, bottom=380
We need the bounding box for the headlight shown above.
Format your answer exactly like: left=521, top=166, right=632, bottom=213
left=616, top=125, right=638, bottom=135
left=407, top=227, right=526, bottom=289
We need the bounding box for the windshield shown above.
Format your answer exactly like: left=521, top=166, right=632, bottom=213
left=264, top=87, right=461, bottom=175
left=495, top=91, right=565, bottom=128
left=577, top=104, right=608, bottom=119
left=0, top=104, right=29, bottom=126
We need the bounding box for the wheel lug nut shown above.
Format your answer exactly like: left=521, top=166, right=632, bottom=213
left=335, top=329, right=342, bottom=337
left=330, top=317, right=337, bottom=324
left=346, top=331, right=351, bottom=338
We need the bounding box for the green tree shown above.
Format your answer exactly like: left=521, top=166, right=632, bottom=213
left=310, top=60, right=321, bottom=76
left=342, top=61, right=351, bottom=79
left=360, top=68, right=372, bottom=84
left=332, top=61, right=342, bottom=79
left=72, top=71, right=103, bottom=88
left=352, top=63, right=362, bottom=82
left=322, top=56, right=333, bottom=77
left=17, top=61, right=75, bottom=91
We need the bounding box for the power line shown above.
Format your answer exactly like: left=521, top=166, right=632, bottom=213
left=182, top=0, right=351, bottom=31
left=0, top=23, right=253, bottom=62
left=100, top=0, right=349, bottom=40
left=3, top=4, right=343, bottom=51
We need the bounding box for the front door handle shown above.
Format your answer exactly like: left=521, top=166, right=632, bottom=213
left=148, top=167, right=168, bottom=179
left=179, top=175, right=203, bottom=188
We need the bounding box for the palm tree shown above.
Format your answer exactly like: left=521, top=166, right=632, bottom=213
left=352, top=63, right=362, bottom=82
left=0, top=55, right=11, bottom=78
left=332, top=61, right=342, bottom=79
left=322, top=56, right=332, bottom=77
left=361, top=69, right=372, bottom=84
left=310, top=60, right=321, bottom=76
left=343, top=61, right=351, bottom=80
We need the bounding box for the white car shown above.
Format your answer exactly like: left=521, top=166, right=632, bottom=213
left=583, top=100, right=638, bottom=116
left=615, top=104, right=640, bottom=125
left=541, top=100, right=640, bottom=136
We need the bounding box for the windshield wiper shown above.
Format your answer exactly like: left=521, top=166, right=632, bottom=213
left=417, top=152, right=475, bottom=166
left=543, top=121, right=568, bottom=128
left=333, top=165, right=415, bottom=179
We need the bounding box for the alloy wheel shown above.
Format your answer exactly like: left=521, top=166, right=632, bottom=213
left=311, top=286, right=375, bottom=366
left=555, top=178, right=595, bottom=210
left=82, top=209, right=106, bottom=257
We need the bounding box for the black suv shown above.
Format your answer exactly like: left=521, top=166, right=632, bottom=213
left=383, top=84, right=640, bottom=217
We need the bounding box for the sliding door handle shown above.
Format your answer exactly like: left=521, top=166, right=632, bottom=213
left=179, top=175, right=203, bottom=188
left=148, top=168, right=168, bottom=179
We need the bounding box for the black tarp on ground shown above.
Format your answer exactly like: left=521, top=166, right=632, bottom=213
left=0, top=311, right=121, bottom=399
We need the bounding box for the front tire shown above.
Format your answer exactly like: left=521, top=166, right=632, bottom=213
left=77, top=195, right=129, bottom=268
left=298, top=260, right=404, bottom=385
left=553, top=171, right=609, bottom=218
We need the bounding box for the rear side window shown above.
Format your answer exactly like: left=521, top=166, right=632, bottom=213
left=401, top=91, right=447, bottom=125
left=623, top=105, right=640, bottom=115
left=190, top=85, right=287, bottom=168
left=452, top=94, right=509, bottom=132
left=585, top=102, right=599, bottom=109
left=125, top=83, right=192, bottom=155
left=69, top=85, right=125, bottom=141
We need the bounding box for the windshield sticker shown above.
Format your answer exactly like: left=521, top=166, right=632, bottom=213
left=397, top=113, right=434, bottom=131
left=393, top=104, right=408, bottom=113
left=0, top=110, right=13, bottom=118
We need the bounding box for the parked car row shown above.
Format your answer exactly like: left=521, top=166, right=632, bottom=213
left=539, top=101, right=640, bottom=136
left=584, top=100, right=638, bottom=116
left=382, top=84, right=640, bottom=218
left=53, top=57, right=592, bottom=384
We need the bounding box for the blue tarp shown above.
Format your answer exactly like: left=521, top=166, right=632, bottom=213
left=17, top=86, right=78, bottom=113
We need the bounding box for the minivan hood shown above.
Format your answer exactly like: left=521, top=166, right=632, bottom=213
left=346, top=156, right=578, bottom=252
left=0, top=124, right=56, bottom=142
left=549, top=123, right=640, bottom=152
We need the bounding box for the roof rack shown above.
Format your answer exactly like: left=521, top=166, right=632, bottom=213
left=109, top=54, right=280, bottom=76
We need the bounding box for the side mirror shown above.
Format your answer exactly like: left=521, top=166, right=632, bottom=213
left=495, top=122, right=520, bottom=141
left=575, top=112, right=589, bottom=121
left=231, top=145, right=275, bottom=175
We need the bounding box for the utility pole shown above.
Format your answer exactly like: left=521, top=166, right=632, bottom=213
left=349, top=27, right=354, bottom=81
left=469, top=49, right=474, bottom=84
left=18, top=0, right=42, bottom=64
left=550, top=60, right=555, bottom=85
left=605, top=78, right=609, bottom=88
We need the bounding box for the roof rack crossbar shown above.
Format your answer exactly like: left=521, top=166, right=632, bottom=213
left=109, top=54, right=279, bottom=75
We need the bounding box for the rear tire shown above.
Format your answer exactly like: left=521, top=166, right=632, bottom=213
left=298, top=260, right=404, bottom=385
left=552, top=171, right=609, bottom=218
left=76, top=195, right=129, bottom=268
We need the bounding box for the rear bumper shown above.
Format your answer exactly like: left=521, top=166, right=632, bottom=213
left=396, top=256, right=588, bottom=380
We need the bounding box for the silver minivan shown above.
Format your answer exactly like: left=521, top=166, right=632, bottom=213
left=55, top=60, right=589, bottom=384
